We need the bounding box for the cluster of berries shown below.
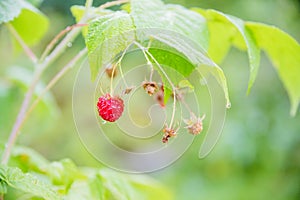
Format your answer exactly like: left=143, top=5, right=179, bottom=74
left=96, top=66, right=205, bottom=143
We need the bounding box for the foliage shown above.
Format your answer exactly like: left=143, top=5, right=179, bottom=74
left=1, top=147, right=172, bottom=199
left=0, top=0, right=299, bottom=199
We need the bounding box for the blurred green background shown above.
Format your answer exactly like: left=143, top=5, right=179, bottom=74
left=1, top=0, right=300, bottom=199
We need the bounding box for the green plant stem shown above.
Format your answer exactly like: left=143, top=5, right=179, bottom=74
left=1, top=22, right=85, bottom=165
left=145, top=50, right=177, bottom=127
left=20, top=48, right=87, bottom=137
left=134, top=41, right=178, bottom=128
left=6, top=24, right=37, bottom=63
left=39, top=24, right=87, bottom=62
left=1, top=0, right=130, bottom=165
left=110, top=43, right=133, bottom=95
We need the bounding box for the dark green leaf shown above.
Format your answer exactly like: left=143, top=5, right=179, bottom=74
left=148, top=32, right=230, bottom=105
left=0, top=181, right=7, bottom=194
left=86, top=11, right=135, bottom=80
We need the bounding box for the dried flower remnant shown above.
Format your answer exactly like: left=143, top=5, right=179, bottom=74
left=184, top=114, right=205, bottom=135
left=142, top=81, right=158, bottom=96
left=162, top=124, right=179, bottom=143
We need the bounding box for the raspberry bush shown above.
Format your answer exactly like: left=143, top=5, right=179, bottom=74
left=0, top=0, right=299, bottom=199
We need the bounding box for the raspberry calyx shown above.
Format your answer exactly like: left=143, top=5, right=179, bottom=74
left=184, top=114, right=205, bottom=135
left=97, top=93, right=124, bottom=122
left=142, top=81, right=158, bottom=96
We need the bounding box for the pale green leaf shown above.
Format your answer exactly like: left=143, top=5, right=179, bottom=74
left=65, top=180, right=96, bottom=200
left=98, top=169, right=173, bottom=200
left=70, top=5, right=113, bottom=37
left=131, top=0, right=209, bottom=51
left=0, top=165, right=60, bottom=200
left=47, top=159, right=85, bottom=190
left=0, top=0, right=22, bottom=24
left=86, top=11, right=135, bottom=80
left=10, top=0, right=49, bottom=46
left=246, top=22, right=300, bottom=115
left=196, top=9, right=261, bottom=93
left=10, top=146, right=49, bottom=173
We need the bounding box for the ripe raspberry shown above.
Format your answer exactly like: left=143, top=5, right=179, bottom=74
left=97, top=93, right=124, bottom=122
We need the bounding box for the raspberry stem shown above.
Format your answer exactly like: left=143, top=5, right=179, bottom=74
left=109, top=43, right=133, bottom=95
left=6, top=24, right=38, bottom=63
left=135, top=41, right=178, bottom=127
left=1, top=0, right=130, bottom=165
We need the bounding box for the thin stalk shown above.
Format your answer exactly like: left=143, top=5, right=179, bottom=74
left=40, top=24, right=87, bottom=62
left=25, top=48, right=87, bottom=128
left=142, top=47, right=177, bottom=128
left=6, top=24, right=37, bottom=63
left=133, top=41, right=154, bottom=81
left=110, top=43, right=133, bottom=95
left=1, top=0, right=129, bottom=165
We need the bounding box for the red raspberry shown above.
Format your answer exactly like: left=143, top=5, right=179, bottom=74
left=97, top=93, right=124, bottom=122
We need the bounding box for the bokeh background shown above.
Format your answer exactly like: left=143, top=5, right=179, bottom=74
left=1, top=0, right=300, bottom=199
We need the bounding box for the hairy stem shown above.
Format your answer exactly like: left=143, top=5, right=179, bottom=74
left=135, top=41, right=178, bottom=127
left=6, top=24, right=37, bottom=63
left=1, top=0, right=130, bottom=165
left=22, top=48, right=87, bottom=134
left=110, top=43, right=133, bottom=95
left=40, top=24, right=87, bottom=62
left=145, top=51, right=177, bottom=127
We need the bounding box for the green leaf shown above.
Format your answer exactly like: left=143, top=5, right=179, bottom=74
left=71, top=5, right=113, bottom=23
left=65, top=180, right=97, bottom=200
left=86, top=11, right=135, bottom=80
left=10, top=0, right=49, bottom=46
left=47, top=159, right=85, bottom=190
left=10, top=146, right=49, bottom=173
left=148, top=32, right=230, bottom=105
left=0, top=181, right=7, bottom=194
left=0, top=0, right=23, bottom=24
left=0, top=165, right=60, bottom=200
left=131, top=0, right=209, bottom=51
left=196, top=9, right=261, bottom=93
left=246, top=22, right=300, bottom=115
left=179, top=80, right=194, bottom=91
left=98, top=169, right=173, bottom=200
left=70, top=5, right=113, bottom=37
left=148, top=45, right=196, bottom=103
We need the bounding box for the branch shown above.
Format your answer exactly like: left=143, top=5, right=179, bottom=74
left=26, top=48, right=87, bottom=122
left=40, top=24, right=87, bottom=62
left=6, top=24, right=37, bottom=63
